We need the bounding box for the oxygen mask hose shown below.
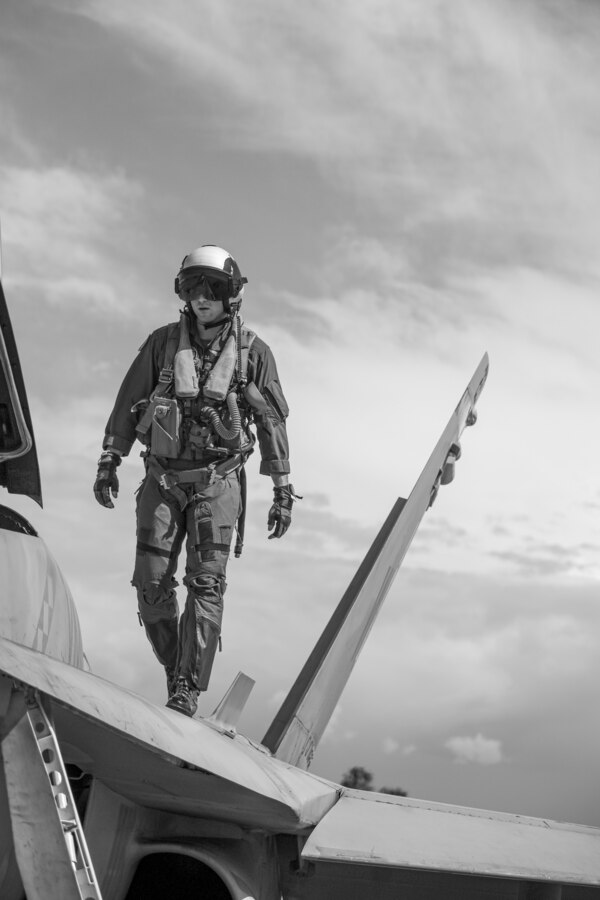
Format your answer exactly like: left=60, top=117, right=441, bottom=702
left=201, top=392, right=241, bottom=441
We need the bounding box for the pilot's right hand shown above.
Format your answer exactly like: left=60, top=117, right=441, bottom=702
left=94, top=452, right=121, bottom=508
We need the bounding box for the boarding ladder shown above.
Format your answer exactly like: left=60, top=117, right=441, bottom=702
left=2, top=686, right=103, bottom=900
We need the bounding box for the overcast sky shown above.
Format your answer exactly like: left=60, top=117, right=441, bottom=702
left=2, top=0, right=600, bottom=828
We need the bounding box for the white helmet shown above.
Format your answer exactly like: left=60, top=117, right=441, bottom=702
left=174, top=244, right=247, bottom=313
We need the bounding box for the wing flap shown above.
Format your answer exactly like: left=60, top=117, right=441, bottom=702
left=302, top=791, right=600, bottom=886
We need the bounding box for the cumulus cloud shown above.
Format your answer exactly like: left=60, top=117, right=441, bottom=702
left=445, top=732, right=504, bottom=766
left=0, top=164, right=144, bottom=315
left=492, top=545, right=581, bottom=579
left=383, top=737, right=399, bottom=754
left=321, top=703, right=343, bottom=742
left=248, top=286, right=332, bottom=345
left=267, top=689, right=286, bottom=711
left=245, top=231, right=501, bottom=356
left=410, top=516, right=471, bottom=555
left=290, top=499, right=378, bottom=561
left=69, top=0, right=600, bottom=277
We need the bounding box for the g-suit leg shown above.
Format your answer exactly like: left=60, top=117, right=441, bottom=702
left=178, top=472, right=241, bottom=691
left=132, top=475, right=186, bottom=669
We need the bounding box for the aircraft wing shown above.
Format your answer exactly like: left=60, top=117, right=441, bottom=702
left=3, top=637, right=600, bottom=900
left=0, top=635, right=338, bottom=834
left=295, top=789, right=600, bottom=891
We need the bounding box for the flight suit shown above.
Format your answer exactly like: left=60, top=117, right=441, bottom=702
left=103, top=317, right=290, bottom=692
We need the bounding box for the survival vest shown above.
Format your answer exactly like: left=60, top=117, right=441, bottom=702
left=136, top=315, right=256, bottom=459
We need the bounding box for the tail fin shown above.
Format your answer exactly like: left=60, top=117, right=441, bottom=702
left=0, top=241, right=43, bottom=506
left=262, top=354, right=489, bottom=768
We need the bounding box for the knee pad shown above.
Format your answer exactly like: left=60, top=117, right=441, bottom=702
left=186, top=572, right=224, bottom=597
left=183, top=573, right=224, bottom=632
left=136, top=582, right=178, bottom=622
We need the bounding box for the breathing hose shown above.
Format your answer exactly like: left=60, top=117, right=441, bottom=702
left=201, top=392, right=241, bottom=441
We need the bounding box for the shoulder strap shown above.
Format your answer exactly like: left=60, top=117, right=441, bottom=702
left=158, top=322, right=181, bottom=385
left=238, top=325, right=256, bottom=383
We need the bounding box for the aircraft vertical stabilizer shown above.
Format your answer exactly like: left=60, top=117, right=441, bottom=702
left=262, top=354, right=489, bottom=769
left=0, top=263, right=42, bottom=506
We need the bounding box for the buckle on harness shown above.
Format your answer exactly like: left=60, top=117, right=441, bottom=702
left=159, top=466, right=216, bottom=492
left=159, top=472, right=176, bottom=490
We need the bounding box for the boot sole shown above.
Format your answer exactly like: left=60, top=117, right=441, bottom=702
left=166, top=698, right=198, bottom=717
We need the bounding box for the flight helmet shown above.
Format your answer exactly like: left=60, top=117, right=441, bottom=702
left=174, top=245, right=247, bottom=314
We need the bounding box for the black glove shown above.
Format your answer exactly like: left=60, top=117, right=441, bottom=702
left=94, top=452, right=121, bottom=508
left=267, top=484, right=300, bottom=540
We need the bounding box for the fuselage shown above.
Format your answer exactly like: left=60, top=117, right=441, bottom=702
left=0, top=506, right=83, bottom=668
left=0, top=504, right=84, bottom=899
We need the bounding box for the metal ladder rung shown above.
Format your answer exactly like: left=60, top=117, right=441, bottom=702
left=26, top=692, right=103, bottom=900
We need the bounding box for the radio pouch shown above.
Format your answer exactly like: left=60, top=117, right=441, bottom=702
left=149, top=395, right=181, bottom=457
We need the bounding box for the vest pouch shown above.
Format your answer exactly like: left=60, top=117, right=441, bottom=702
left=150, top=396, right=181, bottom=457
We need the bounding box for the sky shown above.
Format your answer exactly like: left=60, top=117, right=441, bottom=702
left=2, top=0, right=600, bottom=828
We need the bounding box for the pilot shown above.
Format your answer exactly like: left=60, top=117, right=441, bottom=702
left=93, top=245, right=297, bottom=717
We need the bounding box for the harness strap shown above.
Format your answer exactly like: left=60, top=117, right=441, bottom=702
left=234, top=465, right=247, bottom=558
left=237, top=325, right=256, bottom=384
left=147, top=453, right=244, bottom=492
left=159, top=323, right=181, bottom=385
left=157, top=318, right=255, bottom=392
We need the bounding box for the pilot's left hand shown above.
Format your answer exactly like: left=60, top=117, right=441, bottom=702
left=267, top=484, right=300, bottom=539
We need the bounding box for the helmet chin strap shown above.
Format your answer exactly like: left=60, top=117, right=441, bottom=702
left=203, top=315, right=231, bottom=329
left=184, top=302, right=232, bottom=332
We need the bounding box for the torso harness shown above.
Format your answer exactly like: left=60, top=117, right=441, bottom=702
left=135, top=313, right=259, bottom=556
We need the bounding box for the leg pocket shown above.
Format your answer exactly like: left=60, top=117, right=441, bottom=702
left=193, top=502, right=220, bottom=562
left=219, top=525, right=233, bottom=545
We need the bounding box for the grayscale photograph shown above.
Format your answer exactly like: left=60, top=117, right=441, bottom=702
left=1, top=1, right=599, bottom=897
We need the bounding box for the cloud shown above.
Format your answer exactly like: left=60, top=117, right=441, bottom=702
left=69, top=0, right=600, bottom=278
left=0, top=163, right=145, bottom=316
left=290, top=499, right=378, bottom=561
left=245, top=231, right=502, bottom=352
left=312, top=230, right=503, bottom=334
left=382, top=737, right=399, bottom=754
left=321, top=703, right=343, bottom=742
left=267, top=689, right=286, bottom=711
left=491, top=543, right=591, bottom=579
left=322, top=570, right=600, bottom=744
left=249, top=286, right=333, bottom=345
left=445, top=732, right=504, bottom=766
left=410, top=516, right=470, bottom=554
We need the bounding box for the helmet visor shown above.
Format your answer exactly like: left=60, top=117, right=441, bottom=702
left=180, top=270, right=231, bottom=303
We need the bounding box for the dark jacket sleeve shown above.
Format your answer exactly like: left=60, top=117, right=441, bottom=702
left=102, top=326, right=170, bottom=456
left=248, top=336, right=291, bottom=476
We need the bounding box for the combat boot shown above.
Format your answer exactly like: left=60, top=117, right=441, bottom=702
left=166, top=677, right=199, bottom=717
